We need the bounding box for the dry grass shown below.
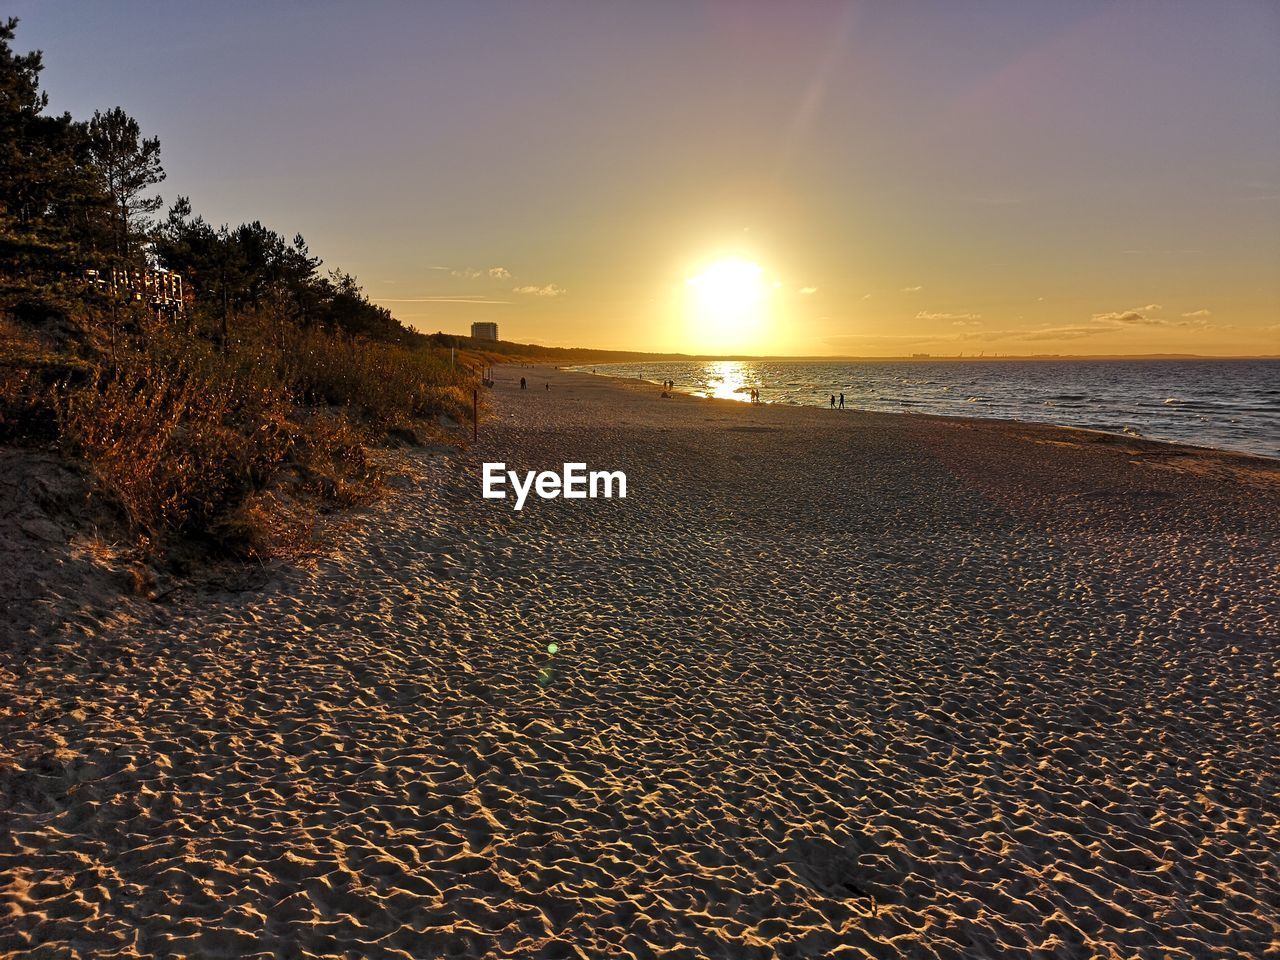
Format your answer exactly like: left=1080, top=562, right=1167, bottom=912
left=3, top=312, right=476, bottom=560
left=58, top=337, right=294, bottom=549
left=280, top=327, right=474, bottom=428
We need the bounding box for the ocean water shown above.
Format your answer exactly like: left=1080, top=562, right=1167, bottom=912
left=570, top=359, right=1280, bottom=458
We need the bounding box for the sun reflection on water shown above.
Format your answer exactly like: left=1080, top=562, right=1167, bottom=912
left=698, top=360, right=758, bottom=401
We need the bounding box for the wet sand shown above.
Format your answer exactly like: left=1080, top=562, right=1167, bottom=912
left=3, top=366, right=1278, bottom=959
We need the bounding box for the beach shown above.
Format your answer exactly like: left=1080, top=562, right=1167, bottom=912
left=3, top=365, right=1278, bottom=958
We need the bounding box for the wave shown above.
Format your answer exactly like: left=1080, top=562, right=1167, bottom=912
left=572, top=359, right=1280, bottom=457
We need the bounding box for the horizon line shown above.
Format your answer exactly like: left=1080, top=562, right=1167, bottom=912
left=425, top=335, right=1279, bottom=362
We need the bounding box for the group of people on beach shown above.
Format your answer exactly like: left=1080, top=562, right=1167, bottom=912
left=653, top=379, right=841, bottom=409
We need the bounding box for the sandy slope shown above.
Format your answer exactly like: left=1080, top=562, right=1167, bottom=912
left=2, top=367, right=1278, bottom=959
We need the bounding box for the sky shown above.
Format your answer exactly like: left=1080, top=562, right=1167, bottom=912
left=11, top=0, right=1280, bottom=356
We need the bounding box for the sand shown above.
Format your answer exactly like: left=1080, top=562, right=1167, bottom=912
left=2, top=366, right=1278, bottom=959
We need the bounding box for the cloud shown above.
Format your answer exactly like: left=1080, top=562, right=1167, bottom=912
left=1092, top=305, right=1209, bottom=329
left=514, top=283, right=565, bottom=297
left=1093, top=310, right=1160, bottom=325
left=916, top=311, right=981, bottom=322
left=377, top=296, right=511, bottom=304
left=798, top=286, right=818, bottom=295
left=861, top=293, right=872, bottom=300
left=448, top=265, right=512, bottom=281
left=821, top=317, right=1152, bottom=350
left=1016, top=325, right=1114, bottom=341
left=901, top=285, right=923, bottom=293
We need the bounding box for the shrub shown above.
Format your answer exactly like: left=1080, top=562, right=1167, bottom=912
left=58, top=333, right=294, bottom=548
left=278, top=326, right=472, bottom=427
left=32, top=313, right=477, bottom=559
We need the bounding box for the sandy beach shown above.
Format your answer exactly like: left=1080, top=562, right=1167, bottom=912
left=3, top=366, right=1278, bottom=959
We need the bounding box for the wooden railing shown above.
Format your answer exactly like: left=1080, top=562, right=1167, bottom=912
left=84, top=268, right=185, bottom=312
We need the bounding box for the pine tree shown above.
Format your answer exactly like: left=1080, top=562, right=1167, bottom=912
left=0, top=18, right=113, bottom=317
left=87, top=106, right=164, bottom=260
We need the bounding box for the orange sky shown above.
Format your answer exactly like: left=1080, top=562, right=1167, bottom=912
left=20, top=1, right=1280, bottom=356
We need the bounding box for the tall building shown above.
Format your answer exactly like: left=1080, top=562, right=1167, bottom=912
left=471, top=322, right=498, bottom=341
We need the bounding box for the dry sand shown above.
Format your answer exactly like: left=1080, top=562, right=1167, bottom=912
left=2, top=366, right=1278, bottom=959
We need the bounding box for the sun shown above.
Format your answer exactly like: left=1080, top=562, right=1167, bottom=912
left=689, top=258, right=765, bottom=313
left=686, top=257, right=768, bottom=349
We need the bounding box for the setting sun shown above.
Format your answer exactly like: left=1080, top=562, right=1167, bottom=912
left=686, top=257, right=769, bottom=352
left=3, top=9, right=1277, bottom=959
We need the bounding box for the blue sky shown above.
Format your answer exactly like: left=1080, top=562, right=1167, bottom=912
left=12, top=1, right=1279, bottom=354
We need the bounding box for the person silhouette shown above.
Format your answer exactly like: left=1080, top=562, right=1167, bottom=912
left=520, top=377, right=526, bottom=389
left=839, top=393, right=845, bottom=409
left=830, top=394, right=836, bottom=409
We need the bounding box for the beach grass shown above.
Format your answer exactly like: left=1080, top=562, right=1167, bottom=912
left=1, top=312, right=476, bottom=559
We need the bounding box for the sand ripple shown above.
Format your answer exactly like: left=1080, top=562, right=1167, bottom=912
left=2, top=368, right=1277, bottom=958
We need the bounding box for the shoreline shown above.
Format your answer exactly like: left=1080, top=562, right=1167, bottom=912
left=565, top=363, right=1280, bottom=466
left=3, top=365, right=1277, bottom=958
left=563, top=359, right=1280, bottom=461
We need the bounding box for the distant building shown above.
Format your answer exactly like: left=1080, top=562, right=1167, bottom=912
left=471, top=322, right=498, bottom=341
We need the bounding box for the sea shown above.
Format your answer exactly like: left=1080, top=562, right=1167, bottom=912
left=568, top=359, right=1280, bottom=458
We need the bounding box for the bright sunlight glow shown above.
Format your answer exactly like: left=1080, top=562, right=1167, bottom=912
left=686, top=257, right=768, bottom=351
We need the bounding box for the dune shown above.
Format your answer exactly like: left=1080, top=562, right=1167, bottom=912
left=2, top=366, right=1277, bottom=958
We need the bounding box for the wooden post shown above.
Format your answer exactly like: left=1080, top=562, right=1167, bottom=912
left=472, top=388, right=478, bottom=442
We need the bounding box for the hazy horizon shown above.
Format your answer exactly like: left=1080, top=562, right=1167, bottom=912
left=572, top=351, right=1280, bottom=359
left=13, top=0, right=1279, bottom=357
